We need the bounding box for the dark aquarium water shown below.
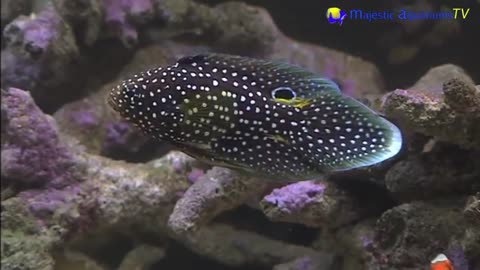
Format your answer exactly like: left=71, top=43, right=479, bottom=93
left=1, top=0, right=479, bottom=270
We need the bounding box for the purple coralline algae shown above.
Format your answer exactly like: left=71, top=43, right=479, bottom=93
left=187, top=168, right=205, bottom=183
left=1, top=88, right=80, bottom=188
left=70, top=109, right=98, bottom=128
left=1, top=0, right=479, bottom=269
left=263, top=181, right=326, bottom=212
left=101, top=121, right=134, bottom=152
left=261, top=180, right=370, bottom=228
left=1, top=8, right=81, bottom=110
left=53, top=88, right=157, bottom=158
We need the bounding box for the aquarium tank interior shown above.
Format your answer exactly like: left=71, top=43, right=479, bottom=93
left=1, top=0, right=479, bottom=269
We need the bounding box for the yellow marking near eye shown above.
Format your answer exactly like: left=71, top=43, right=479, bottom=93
left=267, top=135, right=289, bottom=144
left=273, top=97, right=312, bottom=109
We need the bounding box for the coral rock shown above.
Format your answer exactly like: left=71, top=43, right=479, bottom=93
left=260, top=180, right=367, bottom=228
left=273, top=255, right=336, bottom=270
left=55, top=0, right=156, bottom=47
left=443, top=77, right=480, bottom=114
left=384, top=145, right=480, bottom=201
left=168, top=167, right=268, bottom=234
left=153, top=0, right=276, bottom=56
left=54, top=88, right=157, bottom=160
left=117, top=244, right=165, bottom=270
left=464, top=193, right=480, bottom=225
left=312, top=219, right=380, bottom=269
left=52, top=0, right=103, bottom=46
left=368, top=202, right=467, bottom=269
left=54, top=250, right=106, bottom=270
left=82, top=151, right=192, bottom=228
left=382, top=64, right=480, bottom=149
left=1, top=88, right=195, bottom=268
left=1, top=88, right=81, bottom=188
left=1, top=8, right=81, bottom=110
left=103, top=0, right=155, bottom=47
left=1, top=0, right=33, bottom=28
left=1, top=150, right=194, bottom=269
left=1, top=200, right=57, bottom=270
left=211, top=2, right=276, bottom=55
left=173, top=223, right=331, bottom=268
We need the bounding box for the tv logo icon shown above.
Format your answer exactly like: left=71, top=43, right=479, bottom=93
left=326, top=7, right=347, bottom=25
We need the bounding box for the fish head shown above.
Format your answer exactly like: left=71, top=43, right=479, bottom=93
left=108, top=68, right=183, bottom=139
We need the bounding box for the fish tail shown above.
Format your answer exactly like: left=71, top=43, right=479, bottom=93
left=301, top=91, right=402, bottom=171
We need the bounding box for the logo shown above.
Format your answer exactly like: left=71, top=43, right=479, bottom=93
left=452, top=8, right=470, bottom=19
left=326, top=7, right=347, bottom=25
left=329, top=8, right=470, bottom=24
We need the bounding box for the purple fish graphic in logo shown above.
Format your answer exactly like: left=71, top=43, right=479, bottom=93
left=326, top=7, right=347, bottom=25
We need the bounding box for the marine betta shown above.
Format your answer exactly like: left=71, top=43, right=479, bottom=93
left=109, top=54, right=402, bottom=181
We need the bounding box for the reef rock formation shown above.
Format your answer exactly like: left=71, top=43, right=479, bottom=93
left=382, top=64, right=480, bottom=149
left=1, top=8, right=81, bottom=110
left=1, top=0, right=479, bottom=269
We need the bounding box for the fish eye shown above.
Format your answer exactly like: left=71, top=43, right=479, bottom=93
left=272, top=87, right=296, bottom=100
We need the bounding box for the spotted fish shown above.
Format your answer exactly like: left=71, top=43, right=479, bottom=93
left=109, top=54, right=402, bottom=181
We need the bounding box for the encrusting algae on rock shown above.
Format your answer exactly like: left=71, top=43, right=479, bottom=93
left=109, top=54, right=402, bottom=181
left=2, top=0, right=479, bottom=268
